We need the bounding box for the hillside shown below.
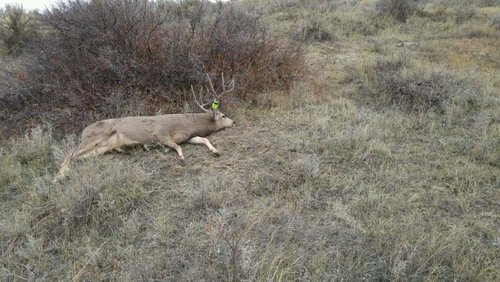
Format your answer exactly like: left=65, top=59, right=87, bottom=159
left=1, top=0, right=499, bottom=281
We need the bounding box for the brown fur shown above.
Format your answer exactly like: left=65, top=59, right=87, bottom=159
left=55, top=111, right=234, bottom=180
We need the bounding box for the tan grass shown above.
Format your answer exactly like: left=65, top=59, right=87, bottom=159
left=1, top=0, right=499, bottom=280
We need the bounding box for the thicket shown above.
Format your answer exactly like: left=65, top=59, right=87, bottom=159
left=0, top=4, right=36, bottom=55
left=355, top=55, right=482, bottom=114
left=0, top=0, right=303, bottom=140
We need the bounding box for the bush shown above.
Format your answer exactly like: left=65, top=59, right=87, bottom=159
left=0, top=4, right=35, bottom=55
left=257, top=0, right=340, bottom=13
left=376, top=0, right=417, bottom=23
left=339, top=14, right=383, bottom=37
left=453, top=4, right=478, bottom=24
left=0, top=0, right=303, bottom=140
left=358, top=56, right=481, bottom=113
left=491, top=14, right=500, bottom=30
left=43, top=0, right=303, bottom=99
left=293, top=19, right=332, bottom=42
left=475, top=0, right=500, bottom=7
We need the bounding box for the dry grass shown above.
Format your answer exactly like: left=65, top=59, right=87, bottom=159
left=1, top=0, right=499, bottom=281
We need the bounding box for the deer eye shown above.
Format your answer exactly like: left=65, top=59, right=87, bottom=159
left=222, top=115, right=226, bottom=118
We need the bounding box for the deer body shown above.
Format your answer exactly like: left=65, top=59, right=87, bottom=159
left=55, top=112, right=233, bottom=180
left=54, top=73, right=235, bottom=181
left=80, top=112, right=223, bottom=149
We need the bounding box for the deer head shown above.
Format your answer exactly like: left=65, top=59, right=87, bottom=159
left=191, top=73, right=235, bottom=129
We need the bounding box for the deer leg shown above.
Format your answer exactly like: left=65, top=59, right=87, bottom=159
left=75, top=132, right=139, bottom=159
left=188, top=136, right=220, bottom=155
left=54, top=149, right=76, bottom=182
left=54, top=133, right=135, bottom=182
left=75, top=146, right=116, bottom=159
left=157, top=136, right=185, bottom=165
left=53, top=145, right=115, bottom=182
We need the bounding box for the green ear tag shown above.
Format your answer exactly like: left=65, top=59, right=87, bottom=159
left=211, top=99, right=219, bottom=111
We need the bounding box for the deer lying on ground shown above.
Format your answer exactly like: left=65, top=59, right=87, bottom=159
left=55, top=74, right=235, bottom=181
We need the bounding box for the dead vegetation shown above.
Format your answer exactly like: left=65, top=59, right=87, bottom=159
left=352, top=55, right=482, bottom=113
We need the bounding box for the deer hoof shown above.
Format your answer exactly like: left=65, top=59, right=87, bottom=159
left=212, top=150, right=221, bottom=157
left=178, top=158, right=186, bottom=166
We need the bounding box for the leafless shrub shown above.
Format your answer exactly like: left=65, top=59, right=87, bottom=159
left=453, top=3, right=478, bottom=24
left=293, top=19, right=332, bottom=42
left=265, top=0, right=341, bottom=13
left=341, top=15, right=382, bottom=36
left=267, top=0, right=304, bottom=11
left=491, top=14, right=500, bottom=30
left=359, top=56, right=481, bottom=113
left=40, top=0, right=302, bottom=102
left=415, top=3, right=449, bottom=22
left=0, top=4, right=34, bottom=55
left=10, top=127, right=54, bottom=168
left=376, top=0, right=417, bottom=23
left=51, top=162, right=150, bottom=238
left=475, top=0, right=500, bottom=6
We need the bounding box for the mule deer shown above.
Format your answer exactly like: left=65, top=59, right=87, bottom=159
left=55, top=74, right=235, bottom=180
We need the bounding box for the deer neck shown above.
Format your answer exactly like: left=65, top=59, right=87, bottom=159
left=190, top=113, right=218, bottom=136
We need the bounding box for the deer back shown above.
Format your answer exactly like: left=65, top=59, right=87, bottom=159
left=80, top=112, right=222, bottom=146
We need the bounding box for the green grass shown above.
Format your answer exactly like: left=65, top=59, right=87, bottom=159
left=1, top=0, right=499, bottom=281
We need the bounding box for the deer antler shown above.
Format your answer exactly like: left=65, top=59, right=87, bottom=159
left=192, top=73, right=235, bottom=112
left=205, top=73, right=235, bottom=100
left=191, top=85, right=210, bottom=113
left=220, top=72, right=235, bottom=98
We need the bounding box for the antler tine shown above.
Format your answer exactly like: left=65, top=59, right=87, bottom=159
left=206, top=73, right=218, bottom=98
left=221, top=72, right=226, bottom=90
left=204, top=72, right=235, bottom=100
left=191, top=85, right=210, bottom=112
left=219, top=72, right=235, bottom=98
